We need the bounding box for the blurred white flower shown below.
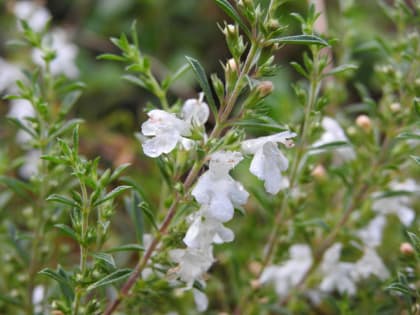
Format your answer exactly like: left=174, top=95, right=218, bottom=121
left=32, top=285, right=45, bottom=313
left=260, top=244, right=312, bottom=297
left=352, top=247, right=389, bottom=281
left=183, top=211, right=234, bottom=248
left=141, top=109, right=191, bottom=158
left=372, top=179, right=419, bottom=226
left=192, top=151, right=248, bottom=222
left=312, top=117, right=355, bottom=161
left=32, top=28, right=79, bottom=78
left=19, top=150, right=41, bottom=179
left=0, top=58, right=22, bottom=93
left=169, top=246, right=214, bottom=288
left=356, top=215, right=386, bottom=248
left=8, top=99, right=36, bottom=144
left=319, top=243, right=356, bottom=295
left=182, top=92, right=209, bottom=126
left=242, top=131, right=296, bottom=194
left=193, top=286, right=209, bottom=312
left=13, top=1, right=51, bottom=32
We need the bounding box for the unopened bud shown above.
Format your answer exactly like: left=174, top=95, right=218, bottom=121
left=250, top=279, right=261, bottom=289
left=389, top=102, right=401, bottom=113
left=267, top=18, right=280, bottom=30
left=224, top=24, right=236, bottom=35
left=51, top=311, right=65, bottom=315
left=248, top=261, right=262, bottom=276
left=226, top=58, right=238, bottom=72
left=256, top=80, right=274, bottom=98
left=311, top=164, right=326, bottom=180
left=400, top=242, right=414, bottom=255
left=356, top=115, right=372, bottom=132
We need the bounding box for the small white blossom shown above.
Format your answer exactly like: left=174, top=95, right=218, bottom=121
left=352, top=247, right=389, bottom=281
left=182, top=93, right=209, bottom=126
left=319, top=243, right=356, bottom=295
left=19, top=150, right=41, bottom=179
left=192, top=151, right=248, bottom=222
left=13, top=1, right=51, bottom=32
left=183, top=211, right=234, bottom=248
left=169, top=246, right=214, bottom=288
left=260, top=244, right=312, bottom=297
left=356, top=215, right=386, bottom=248
left=0, top=59, right=22, bottom=93
left=312, top=117, right=355, bottom=161
left=193, top=286, right=209, bottom=312
left=32, top=285, right=45, bottom=314
left=372, top=180, right=419, bottom=226
left=241, top=131, right=296, bottom=194
left=141, top=109, right=191, bottom=158
left=8, top=99, right=36, bottom=144
left=32, top=28, right=79, bottom=78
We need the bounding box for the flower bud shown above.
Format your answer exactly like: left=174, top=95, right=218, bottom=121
left=248, top=261, right=262, bottom=276
left=356, top=115, right=372, bottom=132
left=250, top=279, right=261, bottom=289
left=226, top=58, right=237, bottom=72
left=389, top=102, right=401, bottom=113
left=256, top=80, right=274, bottom=98
left=311, top=164, right=326, bottom=180
left=400, top=242, right=414, bottom=255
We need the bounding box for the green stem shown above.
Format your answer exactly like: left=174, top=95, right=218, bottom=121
left=73, top=182, right=90, bottom=315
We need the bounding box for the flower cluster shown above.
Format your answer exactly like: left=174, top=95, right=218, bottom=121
left=139, top=93, right=296, bottom=309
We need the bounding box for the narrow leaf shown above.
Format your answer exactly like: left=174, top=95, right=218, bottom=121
left=47, top=194, right=80, bottom=208
left=214, top=0, right=251, bottom=38
left=185, top=56, right=218, bottom=118
left=309, top=141, right=350, bottom=151
left=92, top=252, right=116, bottom=269
left=270, top=35, right=329, bottom=47
left=54, top=224, right=78, bottom=241
left=0, top=176, right=33, bottom=200
left=86, top=268, right=132, bottom=291
left=325, top=64, right=358, bottom=76
left=93, top=185, right=131, bottom=206
left=104, top=244, right=145, bottom=253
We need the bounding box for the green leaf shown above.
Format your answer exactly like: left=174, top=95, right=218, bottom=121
left=122, top=74, right=147, bottom=89
left=92, top=252, right=116, bottom=269
left=397, top=132, right=420, bottom=140
left=162, top=63, right=190, bottom=90
left=49, top=119, right=84, bottom=141
left=54, top=224, right=78, bottom=241
left=47, top=194, right=80, bottom=208
left=309, top=141, right=350, bottom=151
left=127, top=191, right=144, bottom=243
left=104, top=244, right=145, bottom=253
left=0, top=294, right=21, bottom=306
left=93, top=185, right=131, bottom=206
left=270, top=35, right=329, bottom=47
left=39, top=267, right=74, bottom=302
left=290, top=61, right=309, bottom=78
left=86, top=268, right=132, bottom=291
left=6, top=117, right=37, bottom=139
left=139, top=201, right=158, bottom=231
left=110, top=163, right=131, bottom=182
left=324, top=64, right=358, bottom=77
left=411, top=155, right=420, bottom=165
left=60, top=90, right=83, bottom=115
left=214, top=0, right=251, bottom=38
left=97, top=53, right=126, bottom=62
left=185, top=56, right=218, bottom=118
left=0, top=176, right=33, bottom=200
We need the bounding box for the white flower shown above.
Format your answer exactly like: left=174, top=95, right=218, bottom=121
left=319, top=243, right=356, bottom=295
left=13, top=1, right=51, bottom=32
left=183, top=211, right=234, bottom=248
left=182, top=93, right=209, bottom=126
left=19, top=150, right=41, bottom=179
left=169, top=246, right=214, bottom=288
left=193, top=287, right=209, bottom=312
left=312, top=117, right=355, bottom=161
left=372, top=180, right=419, bottom=226
left=352, top=247, right=389, bottom=281
left=32, top=285, right=45, bottom=313
left=8, top=99, right=36, bottom=144
left=0, top=59, right=22, bottom=93
left=192, top=151, right=248, bottom=222
left=356, top=215, right=386, bottom=248
left=241, top=131, right=296, bottom=194
left=260, top=244, right=312, bottom=297
left=141, top=109, right=191, bottom=157
left=32, top=28, right=79, bottom=78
